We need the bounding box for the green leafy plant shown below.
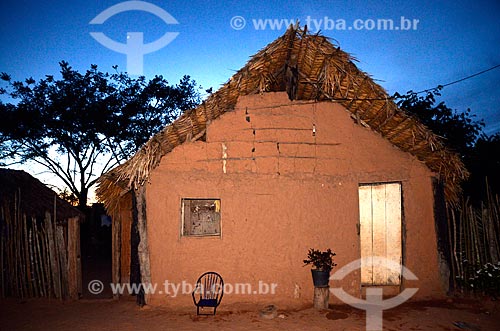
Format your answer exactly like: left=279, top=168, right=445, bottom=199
left=303, top=248, right=337, bottom=272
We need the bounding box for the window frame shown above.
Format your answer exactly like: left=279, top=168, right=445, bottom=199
left=180, top=198, right=222, bottom=238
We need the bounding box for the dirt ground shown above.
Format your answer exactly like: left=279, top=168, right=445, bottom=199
left=0, top=296, right=499, bottom=331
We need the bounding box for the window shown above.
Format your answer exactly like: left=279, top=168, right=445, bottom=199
left=181, top=199, right=221, bottom=237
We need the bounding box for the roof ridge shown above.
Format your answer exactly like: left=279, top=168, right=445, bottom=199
left=97, top=25, right=466, bottom=212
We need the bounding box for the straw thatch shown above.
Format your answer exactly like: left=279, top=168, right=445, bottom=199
left=97, top=25, right=467, bottom=213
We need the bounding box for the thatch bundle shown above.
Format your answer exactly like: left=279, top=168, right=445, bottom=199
left=97, top=25, right=467, bottom=213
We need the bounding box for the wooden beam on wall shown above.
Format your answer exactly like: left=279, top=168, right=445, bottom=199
left=120, top=194, right=133, bottom=285
left=112, top=211, right=121, bottom=299
left=135, top=185, right=152, bottom=304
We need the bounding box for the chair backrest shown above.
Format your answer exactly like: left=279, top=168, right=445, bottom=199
left=193, top=272, right=224, bottom=303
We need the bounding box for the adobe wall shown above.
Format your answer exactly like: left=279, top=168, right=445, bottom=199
left=145, top=92, right=444, bottom=307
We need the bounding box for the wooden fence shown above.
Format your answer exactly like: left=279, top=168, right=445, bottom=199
left=0, top=194, right=81, bottom=299
left=447, top=185, right=500, bottom=291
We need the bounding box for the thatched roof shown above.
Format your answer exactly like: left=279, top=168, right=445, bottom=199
left=97, top=26, right=467, bottom=212
left=0, top=168, right=84, bottom=221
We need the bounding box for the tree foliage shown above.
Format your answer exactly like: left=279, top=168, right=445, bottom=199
left=0, top=61, right=202, bottom=207
left=464, top=133, right=500, bottom=199
left=395, top=88, right=499, bottom=197
left=395, top=88, right=485, bottom=157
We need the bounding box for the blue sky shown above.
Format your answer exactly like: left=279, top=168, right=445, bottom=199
left=1, top=0, right=499, bottom=132
left=1, top=0, right=499, bottom=193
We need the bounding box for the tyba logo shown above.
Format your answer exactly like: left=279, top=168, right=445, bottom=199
left=330, top=256, right=419, bottom=331
left=89, top=1, right=179, bottom=75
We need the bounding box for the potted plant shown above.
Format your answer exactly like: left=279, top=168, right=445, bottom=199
left=303, top=248, right=337, bottom=287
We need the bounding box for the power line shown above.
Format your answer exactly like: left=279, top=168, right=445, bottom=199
left=413, top=64, right=500, bottom=96
left=319, top=63, right=500, bottom=101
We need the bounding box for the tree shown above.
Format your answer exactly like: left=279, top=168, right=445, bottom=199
left=108, top=70, right=202, bottom=156
left=395, top=88, right=500, bottom=198
left=395, top=88, right=484, bottom=157
left=0, top=61, right=202, bottom=207
left=463, top=133, right=500, bottom=199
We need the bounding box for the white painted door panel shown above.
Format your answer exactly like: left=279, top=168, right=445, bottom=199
left=359, top=183, right=402, bottom=285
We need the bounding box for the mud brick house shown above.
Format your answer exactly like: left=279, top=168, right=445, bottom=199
left=97, top=26, right=466, bottom=307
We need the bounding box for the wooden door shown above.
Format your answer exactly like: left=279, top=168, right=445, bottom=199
left=359, top=183, right=402, bottom=285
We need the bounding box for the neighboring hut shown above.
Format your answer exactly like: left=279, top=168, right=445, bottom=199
left=0, top=168, right=83, bottom=299
left=97, top=26, right=466, bottom=307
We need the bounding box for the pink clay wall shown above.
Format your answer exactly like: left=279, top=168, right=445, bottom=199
left=144, top=92, right=444, bottom=307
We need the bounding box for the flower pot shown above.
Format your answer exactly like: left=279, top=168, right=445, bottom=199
left=311, top=269, right=330, bottom=287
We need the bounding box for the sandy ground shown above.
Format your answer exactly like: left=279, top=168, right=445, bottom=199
left=0, top=296, right=499, bottom=331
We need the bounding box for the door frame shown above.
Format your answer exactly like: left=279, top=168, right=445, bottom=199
left=358, top=181, right=405, bottom=287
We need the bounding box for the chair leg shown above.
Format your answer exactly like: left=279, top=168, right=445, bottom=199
left=197, top=306, right=200, bottom=315
left=213, top=307, right=217, bottom=315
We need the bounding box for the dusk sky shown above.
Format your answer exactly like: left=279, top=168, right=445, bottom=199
left=1, top=0, right=499, bottom=193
